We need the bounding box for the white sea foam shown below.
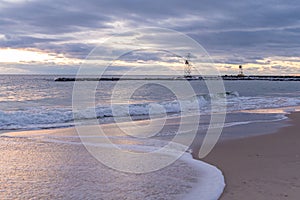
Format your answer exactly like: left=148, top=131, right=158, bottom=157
left=0, top=91, right=300, bottom=130
left=182, top=155, right=225, bottom=200
left=45, top=134, right=226, bottom=200
left=10, top=130, right=225, bottom=200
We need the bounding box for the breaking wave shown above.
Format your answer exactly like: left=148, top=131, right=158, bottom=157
left=1, top=91, right=300, bottom=130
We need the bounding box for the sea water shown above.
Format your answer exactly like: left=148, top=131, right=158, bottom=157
left=1, top=75, right=300, bottom=199
left=1, top=75, right=299, bottom=131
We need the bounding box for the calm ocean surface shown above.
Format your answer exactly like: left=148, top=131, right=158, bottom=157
left=0, top=74, right=299, bottom=132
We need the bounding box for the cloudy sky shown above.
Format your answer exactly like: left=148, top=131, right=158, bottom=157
left=0, top=0, right=300, bottom=75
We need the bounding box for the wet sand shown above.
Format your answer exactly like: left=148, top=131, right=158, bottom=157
left=0, top=125, right=224, bottom=199
left=203, top=112, right=300, bottom=199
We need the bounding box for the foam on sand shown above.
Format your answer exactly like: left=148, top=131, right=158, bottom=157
left=180, top=153, right=225, bottom=200
left=3, top=126, right=225, bottom=200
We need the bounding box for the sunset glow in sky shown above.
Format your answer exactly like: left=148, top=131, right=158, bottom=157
left=0, top=48, right=81, bottom=64
left=1, top=0, right=300, bottom=75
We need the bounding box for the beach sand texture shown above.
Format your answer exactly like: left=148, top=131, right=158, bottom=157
left=204, top=112, right=300, bottom=200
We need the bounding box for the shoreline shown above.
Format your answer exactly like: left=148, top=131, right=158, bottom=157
left=0, top=122, right=226, bottom=199
left=202, top=111, right=300, bottom=199
left=1, top=110, right=299, bottom=199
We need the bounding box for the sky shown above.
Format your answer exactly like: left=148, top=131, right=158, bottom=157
left=0, top=0, right=300, bottom=75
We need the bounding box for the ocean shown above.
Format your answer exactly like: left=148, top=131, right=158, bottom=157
left=1, top=75, right=300, bottom=132
left=1, top=74, right=300, bottom=199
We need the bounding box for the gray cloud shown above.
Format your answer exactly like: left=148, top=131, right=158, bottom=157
left=271, top=65, right=289, bottom=70
left=0, top=0, right=300, bottom=74
left=0, top=35, right=61, bottom=48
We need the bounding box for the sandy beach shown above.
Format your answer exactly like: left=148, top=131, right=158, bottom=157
left=203, top=112, right=300, bottom=200
left=1, top=109, right=300, bottom=199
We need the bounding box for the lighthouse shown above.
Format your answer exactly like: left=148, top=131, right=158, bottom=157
left=238, top=65, right=245, bottom=77
left=184, top=53, right=192, bottom=78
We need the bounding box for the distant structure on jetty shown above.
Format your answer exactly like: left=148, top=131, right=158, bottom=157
left=54, top=75, right=300, bottom=82
left=184, top=53, right=192, bottom=78
left=222, top=75, right=300, bottom=81
left=237, top=65, right=245, bottom=77
left=54, top=59, right=300, bottom=82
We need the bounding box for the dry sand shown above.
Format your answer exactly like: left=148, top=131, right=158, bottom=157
left=203, top=112, right=300, bottom=200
